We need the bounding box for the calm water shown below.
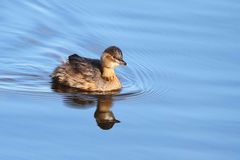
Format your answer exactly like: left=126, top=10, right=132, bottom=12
left=0, top=0, right=240, bottom=159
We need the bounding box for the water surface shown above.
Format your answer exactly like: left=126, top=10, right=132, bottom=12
left=0, top=0, right=240, bottom=159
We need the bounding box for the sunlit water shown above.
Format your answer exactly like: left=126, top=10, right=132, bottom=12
left=0, top=0, right=240, bottom=159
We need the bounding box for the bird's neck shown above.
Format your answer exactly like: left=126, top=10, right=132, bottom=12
left=97, top=97, right=112, bottom=112
left=102, top=67, right=116, bottom=80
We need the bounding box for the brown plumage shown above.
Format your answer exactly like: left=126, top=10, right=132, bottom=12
left=51, top=46, right=127, bottom=92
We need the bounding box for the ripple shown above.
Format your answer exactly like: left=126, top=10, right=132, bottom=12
left=0, top=48, right=168, bottom=100
left=0, top=0, right=169, bottom=99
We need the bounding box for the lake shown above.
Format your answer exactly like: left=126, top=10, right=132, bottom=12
left=0, top=0, right=240, bottom=159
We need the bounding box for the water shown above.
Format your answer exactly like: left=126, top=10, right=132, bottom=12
left=0, top=0, right=240, bottom=159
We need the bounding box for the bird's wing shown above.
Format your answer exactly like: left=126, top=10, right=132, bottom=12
left=68, top=54, right=102, bottom=81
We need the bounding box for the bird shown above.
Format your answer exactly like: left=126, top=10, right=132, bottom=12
left=51, top=46, right=127, bottom=92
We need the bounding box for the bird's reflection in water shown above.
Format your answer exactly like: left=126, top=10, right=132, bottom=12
left=52, top=83, right=120, bottom=130
left=94, top=96, right=120, bottom=130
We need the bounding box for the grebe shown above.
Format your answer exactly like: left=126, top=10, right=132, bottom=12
left=51, top=46, right=127, bottom=92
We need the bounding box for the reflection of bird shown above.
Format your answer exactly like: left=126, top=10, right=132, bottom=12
left=51, top=46, right=127, bottom=92
left=52, top=83, right=121, bottom=130
left=94, top=96, right=120, bottom=130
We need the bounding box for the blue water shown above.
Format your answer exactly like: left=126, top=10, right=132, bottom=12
left=0, top=0, right=240, bottom=159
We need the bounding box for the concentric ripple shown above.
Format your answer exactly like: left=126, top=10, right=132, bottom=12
left=0, top=48, right=167, bottom=100
left=0, top=0, right=170, bottom=100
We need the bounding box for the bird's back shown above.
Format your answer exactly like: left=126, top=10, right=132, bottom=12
left=52, top=54, right=103, bottom=91
left=68, top=54, right=102, bottom=81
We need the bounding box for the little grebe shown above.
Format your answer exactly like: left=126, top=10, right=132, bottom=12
left=51, top=46, right=127, bottom=92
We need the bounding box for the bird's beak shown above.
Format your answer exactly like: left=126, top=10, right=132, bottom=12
left=114, top=119, right=121, bottom=123
left=119, top=59, right=127, bottom=66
